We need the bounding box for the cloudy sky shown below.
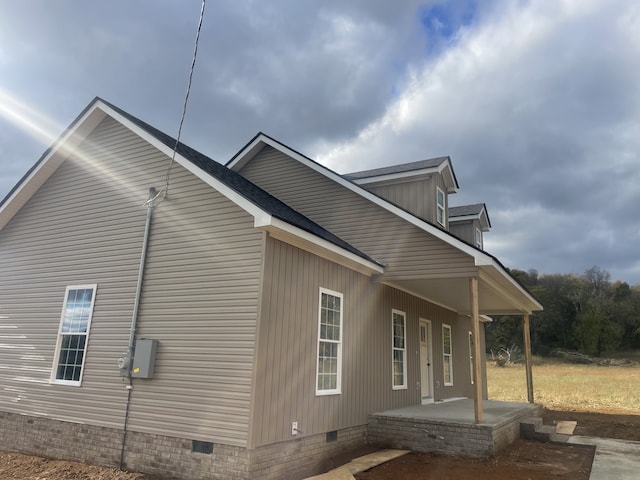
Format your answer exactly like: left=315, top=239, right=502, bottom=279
left=1, top=0, right=639, bottom=284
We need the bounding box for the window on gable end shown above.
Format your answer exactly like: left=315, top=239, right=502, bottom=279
left=51, top=285, right=97, bottom=385
left=316, top=288, right=343, bottom=395
left=476, top=228, right=483, bottom=249
left=436, top=187, right=446, bottom=227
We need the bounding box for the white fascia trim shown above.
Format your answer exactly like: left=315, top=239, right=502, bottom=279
left=352, top=168, right=437, bottom=185
left=255, top=216, right=384, bottom=277
left=235, top=135, right=486, bottom=262
left=352, top=161, right=458, bottom=194
left=449, top=214, right=480, bottom=222
left=227, top=134, right=536, bottom=308
left=479, top=264, right=543, bottom=312
left=98, top=102, right=269, bottom=221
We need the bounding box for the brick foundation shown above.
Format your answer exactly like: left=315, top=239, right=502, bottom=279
left=367, top=404, right=542, bottom=458
left=0, top=411, right=367, bottom=480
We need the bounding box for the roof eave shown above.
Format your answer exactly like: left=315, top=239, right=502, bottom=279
left=255, top=216, right=384, bottom=277
left=0, top=99, right=108, bottom=231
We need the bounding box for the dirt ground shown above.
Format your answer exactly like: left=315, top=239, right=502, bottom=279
left=1, top=409, right=638, bottom=480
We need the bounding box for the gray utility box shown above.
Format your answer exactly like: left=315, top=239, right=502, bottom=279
left=132, top=339, right=158, bottom=379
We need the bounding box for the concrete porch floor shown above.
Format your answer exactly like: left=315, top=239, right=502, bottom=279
left=367, top=399, right=542, bottom=457
left=376, top=399, right=541, bottom=427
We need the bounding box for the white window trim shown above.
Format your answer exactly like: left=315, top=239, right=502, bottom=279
left=392, top=309, right=407, bottom=390
left=50, top=284, right=97, bottom=386
left=475, top=228, right=483, bottom=249
left=436, top=187, right=446, bottom=227
left=469, top=331, right=474, bottom=385
left=316, top=288, right=343, bottom=396
left=442, top=323, right=453, bottom=386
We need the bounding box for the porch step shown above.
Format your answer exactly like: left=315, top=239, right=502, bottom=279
left=520, top=417, right=571, bottom=443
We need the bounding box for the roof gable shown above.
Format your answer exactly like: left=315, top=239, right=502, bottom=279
left=449, top=203, right=491, bottom=231
left=0, top=98, right=382, bottom=276
left=344, top=156, right=459, bottom=194
left=227, top=133, right=541, bottom=313
left=228, top=133, right=493, bottom=265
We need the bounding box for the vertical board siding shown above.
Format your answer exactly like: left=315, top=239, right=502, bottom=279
left=238, top=147, right=475, bottom=280
left=0, top=117, right=262, bottom=447
left=250, top=237, right=462, bottom=448
left=365, top=178, right=436, bottom=224
left=449, top=220, right=477, bottom=246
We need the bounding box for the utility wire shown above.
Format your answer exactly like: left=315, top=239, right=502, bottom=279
left=150, top=0, right=206, bottom=205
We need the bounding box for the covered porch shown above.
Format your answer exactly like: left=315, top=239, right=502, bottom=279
left=384, top=257, right=543, bottom=423
left=368, top=399, right=542, bottom=458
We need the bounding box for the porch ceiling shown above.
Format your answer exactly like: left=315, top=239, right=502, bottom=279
left=384, top=264, right=542, bottom=316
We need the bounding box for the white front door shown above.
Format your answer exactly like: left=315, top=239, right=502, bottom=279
left=419, top=319, right=434, bottom=403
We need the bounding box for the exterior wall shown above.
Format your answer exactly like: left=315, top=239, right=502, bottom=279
left=0, top=410, right=366, bottom=480
left=238, top=146, right=475, bottom=281
left=363, top=178, right=436, bottom=225
left=449, top=218, right=481, bottom=247
left=249, top=236, right=467, bottom=449
left=0, top=116, right=263, bottom=447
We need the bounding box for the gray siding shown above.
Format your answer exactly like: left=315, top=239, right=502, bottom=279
left=249, top=237, right=464, bottom=448
left=238, top=146, right=474, bottom=281
left=449, top=219, right=481, bottom=247
left=364, top=178, right=435, bottom=224
left=0, top=117, right=263, bottom=447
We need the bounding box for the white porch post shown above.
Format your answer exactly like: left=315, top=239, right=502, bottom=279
left=523, top=314, right=534, bottom=403
left=469, top=277, right=483, bottom=423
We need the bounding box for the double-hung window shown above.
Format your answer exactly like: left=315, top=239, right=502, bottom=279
left=476, top=228, right=483, bottom=249
left=392, top=310, right=407, bottom=389
left=436, top=187, right=446, bottom=226
left=51, top=285, right=97, bottom=385
left=442, top=323, right=453, bottom=386
left=316, top=288, right=343, bottom=395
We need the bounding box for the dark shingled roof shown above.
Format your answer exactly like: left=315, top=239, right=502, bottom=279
left=92, top=99, right=382, bottom=267
left=344, top=157, right=450, bottom=180
left=449, top=203, right=486, bottom=217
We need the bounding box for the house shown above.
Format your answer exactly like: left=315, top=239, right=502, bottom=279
left=0, top=98, right=542, bottom=480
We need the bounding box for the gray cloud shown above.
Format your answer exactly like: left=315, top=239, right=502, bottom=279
left=1, top=0, right=639, bottom=284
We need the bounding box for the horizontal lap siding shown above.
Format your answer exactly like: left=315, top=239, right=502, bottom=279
left=128, top=174, right=263, bottom=446
left=0, top=117, right=262, bottom=447
left=249, top=237, right=459, bottom=448
left=0, top=117, right=159, bottom=428
left=239, top=147, right=475, bottom=280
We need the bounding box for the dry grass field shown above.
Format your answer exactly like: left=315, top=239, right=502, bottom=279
left=487, top=358, right=640, bottom=413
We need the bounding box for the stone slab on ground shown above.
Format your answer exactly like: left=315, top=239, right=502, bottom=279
left=556, top=421, right=577, bottom=435
left=305, top=449, right=409, bottom=480
left=569, top=435, right=640, bottom=480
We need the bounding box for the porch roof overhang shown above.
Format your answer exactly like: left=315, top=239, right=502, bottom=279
left=383, top=260, right=542, bottom=316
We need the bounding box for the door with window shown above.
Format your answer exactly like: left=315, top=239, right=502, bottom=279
left=419, top=319, right=434, bottom=403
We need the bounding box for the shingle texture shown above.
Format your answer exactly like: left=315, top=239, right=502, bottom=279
left=344, top=157, right=450, bottom=180
left=98, top=99, right=381, bottom=266
left=449, top=203, right=486, bottom=218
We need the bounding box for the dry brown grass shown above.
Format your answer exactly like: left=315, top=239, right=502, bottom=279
left=487, top=360, right=640, bottom=414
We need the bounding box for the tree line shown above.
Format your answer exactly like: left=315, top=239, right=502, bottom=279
left=486, top=266, right=640, bottom=356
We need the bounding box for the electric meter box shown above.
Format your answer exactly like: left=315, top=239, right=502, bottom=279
left=131, top=339, right=158, bottom=379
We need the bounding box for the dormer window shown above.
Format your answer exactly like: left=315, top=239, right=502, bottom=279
left=476, top=228, right=483, bottom=249
left=436, top=187, right=446, bottom=226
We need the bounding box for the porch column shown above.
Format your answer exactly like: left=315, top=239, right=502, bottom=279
left=469, top=277, right=483, bottom=423
left=522, top=314, right=534, bottom=403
